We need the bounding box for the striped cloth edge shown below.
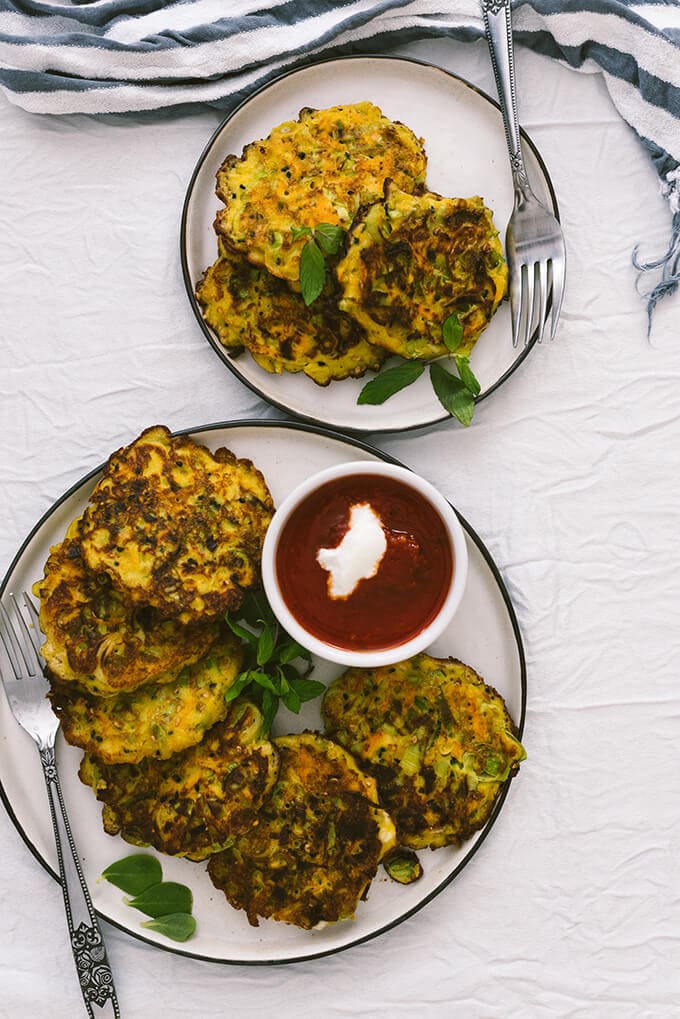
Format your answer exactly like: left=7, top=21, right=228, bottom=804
left=0, top=0, right=677, bottom=322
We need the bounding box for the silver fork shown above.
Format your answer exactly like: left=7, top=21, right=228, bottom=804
left=0, top=593, right=121, bottom=1019
left=481, top=0, right=566, bottom=346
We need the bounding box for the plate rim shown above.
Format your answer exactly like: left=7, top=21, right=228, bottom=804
left=180, top=52, right=560, bottom=435
left=0, top=418, right=527, bottom=965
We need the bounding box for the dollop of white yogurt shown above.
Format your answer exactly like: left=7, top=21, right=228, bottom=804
left=317, top=502, right=387, bottom=599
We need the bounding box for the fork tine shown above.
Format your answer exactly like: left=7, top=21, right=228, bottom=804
left=509, top=257, right=523, bottom=348
left=21, top=592, right=43, bottom=657
left=522, top=262, right=535, bottom=348
left=7, top=594, right=40, bottom=677
left=0, top=600, right=23, bottom=679
left=535, top=260, right=549, bottom=345
left=549, top=259, right=565, bottom=341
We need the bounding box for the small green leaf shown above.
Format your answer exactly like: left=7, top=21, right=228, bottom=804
left=256, top=625, right=277, bottom=666
left=291, top=225, right=312, bottom=240
left=141, top=913, right=197, bottom=943
left=225, top=616, right=258, bottom=645
left=289, top=677, right=327, bottom=702
left=125, top=881, right=193, bottom=919
left=442, top=312, right=464, bottom=352
left=299, top=239, right=326, bottom=305
left=357, top=360, right=425, bottom=405
left=260, top=688, right=279, bottom=736
left=100, top=854, right=162, bottom=897
left=454, top=355, right=481, bottom=397
left=277, top=640, right=312, bottom=665
left=314, top=223, right=344, bottom=256
left=429, top=362, right=475, bottom=427
left=238, top=590, right=276, bottom=629
left=280, top=686, right=302, bottom=713
left=249, top=669, right=280, bottom=694
left=224, top=671, right=252, bottom=702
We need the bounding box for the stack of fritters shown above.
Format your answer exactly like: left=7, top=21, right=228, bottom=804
left=79, top=700, right=280, bottom=860
left=33, top=425, right=273, bottom=764
left=196, top=101, right=508, bottom=386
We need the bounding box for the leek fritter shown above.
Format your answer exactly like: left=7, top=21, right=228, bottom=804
left=79, top=426, right=274, bottom=625
left=195, top=242, right=385, bottom=386
left=207, top=732, right=396, bottom=929
left=336, top=182, right=508, bottom=360
left=79, top=701, right=279, bottom=861
left=32, top=516, right=217, bottom=697
left=323, top=654, right=525, bottom=850
left=214, top=102, right=427, bottom=286
left=51, top=631, right=243, bottom=764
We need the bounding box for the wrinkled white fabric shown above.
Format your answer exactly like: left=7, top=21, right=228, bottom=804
left=0, top=40, right=678, bottom=1019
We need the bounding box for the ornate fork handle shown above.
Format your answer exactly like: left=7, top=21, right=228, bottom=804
left=40, top=746, right=121, bottom=1019
left=480, top=0, right=532, bottom=197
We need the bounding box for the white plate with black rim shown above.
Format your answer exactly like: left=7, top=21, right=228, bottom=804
left=181, top=55, right=558, bottom=434
left=0, top=421, right=526, bottom=964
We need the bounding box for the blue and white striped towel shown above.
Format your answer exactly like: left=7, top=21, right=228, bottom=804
left=0, top=0, right=678, bottom=319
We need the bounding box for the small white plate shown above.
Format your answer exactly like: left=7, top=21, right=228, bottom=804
left=181, top=55, right=558, bottom=433
left=0, top=422, right=526, bottom=964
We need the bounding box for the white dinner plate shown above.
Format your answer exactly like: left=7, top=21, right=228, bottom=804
left=181, top=55, right=558, bottom=433
left=0, top=422, right=526, bottom=964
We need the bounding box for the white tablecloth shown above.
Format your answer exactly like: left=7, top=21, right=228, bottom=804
left=1, top=36, right=678, bottom=1019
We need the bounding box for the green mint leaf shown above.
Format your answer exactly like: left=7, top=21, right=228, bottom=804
left=125, top=881, right=193, bottom=919
left=454, top=355, right=481, bottom=397
left=299, top=239, right=326, bottom=305
left=238, top=589, right=275, bottom=629
left=100, top=853, right=162, bottom=897
left=277, top=640, right=312, bottom=665
left=442, top=312, right=464, bottom=353
left=357, top=360, right=425, bottom=405
left=256, top=624, right=277, bottom=666
left=313, top=223, right=344, bottom=256
left=260, top=688, right=279, bottom=736
left=141, top=913, right=197, bottom=943
left=289, top=677, right=327, bottom=703
left=429, top=362, right=475, bottom=427
left=248, top=670, right=280, bottom=694
left=291, top=225, right=312, bottom=240
left=280, top=686, right=302, bottom=713
left=224, top=616, right=258, bottom=645
left=224, top=671, right=253, bottom=702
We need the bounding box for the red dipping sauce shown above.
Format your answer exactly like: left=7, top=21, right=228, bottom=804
left=275, top=474, right=454, bottom=652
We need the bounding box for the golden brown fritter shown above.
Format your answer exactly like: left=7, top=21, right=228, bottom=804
left=322, top=654, right=525, bottom=850
left=32, top=516, right=217, bottom=698
left=79, top=426, right=274, bottom=625
left=214, top=102, right=427, bottom=286
left=79, top=700, right=279, bottom=861
left=207, top=732, right=396, bottom=929
left=336, top=182, right=508, bottom=360
left=195, top=241, right=385, bottom=386
left=51, top=631, right=243, bottom=764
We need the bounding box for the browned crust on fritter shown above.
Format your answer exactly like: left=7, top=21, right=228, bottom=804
left=78, top=425, right=274, bottom=624
left=78, top=701, right=279, bottom=860
left=32, top=516, right=217, bottom=697
left=207, top=732, right=395, bottom=929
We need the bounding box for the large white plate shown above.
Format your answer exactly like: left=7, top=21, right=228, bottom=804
left=0, top=422, right=526, bottom=964
left=181, top=56, right=558, bottom=433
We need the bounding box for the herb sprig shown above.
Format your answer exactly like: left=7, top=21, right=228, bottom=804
left=225, top=590, right=325, bottom=735
left=101, top=853, right=197, bottom=943
left=292, top=223, right=345, bottom=306
left=357, top=312, right=481, bottom=427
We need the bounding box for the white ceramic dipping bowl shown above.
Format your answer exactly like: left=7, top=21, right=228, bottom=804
left=261, top=460, right=468, bottom=667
